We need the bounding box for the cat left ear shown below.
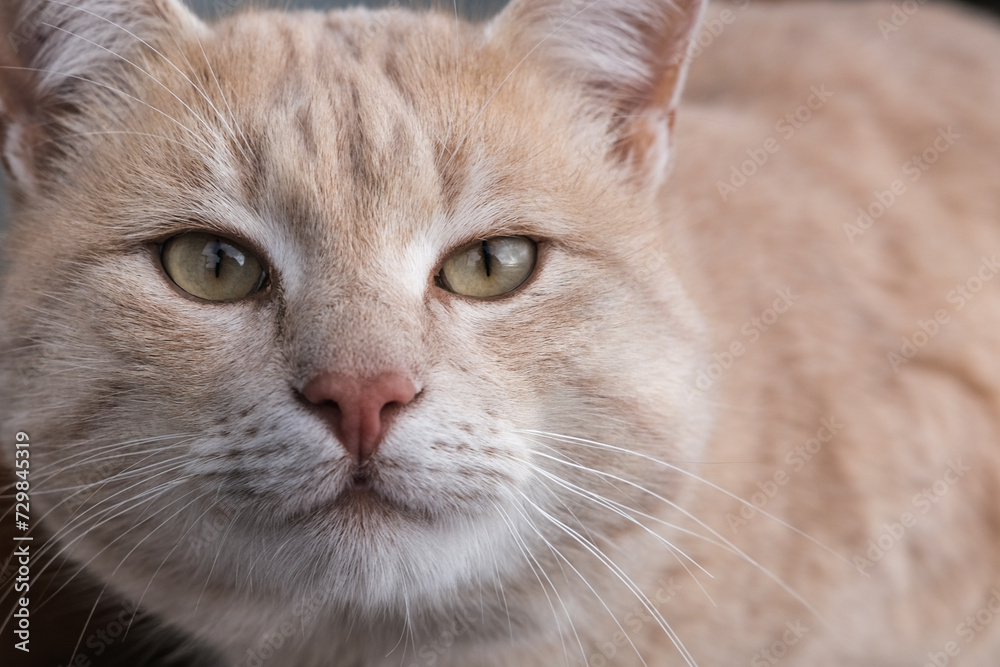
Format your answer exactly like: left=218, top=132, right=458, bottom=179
left=0, top=0, right=205, bottom=192
left=489, top=0, right=705, bottom=191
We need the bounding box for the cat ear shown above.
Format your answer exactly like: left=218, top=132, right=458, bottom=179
left=0, top=0, right=205, bottom=191
left=489, top=0, right=705, bottom=190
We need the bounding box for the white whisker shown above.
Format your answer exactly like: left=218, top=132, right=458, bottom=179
left=523, top=432, right=834, bottom=629
left=526, top=457, right=716, bottom=593
left=40, top=21, right=226, bottom=153
left=47, top=0, right=249, bottom=159
left=0, top=65, right=215, bottom=155
left=492, top=501, right=577, bottom=662
left=523, top=429, right=852, bottom=568
left=511, top=488, right=695, bottom=667
left=65, top=488, right=213, bottom=661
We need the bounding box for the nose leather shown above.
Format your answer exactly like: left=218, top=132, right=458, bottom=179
left=302, top=372, right=417, bottom=462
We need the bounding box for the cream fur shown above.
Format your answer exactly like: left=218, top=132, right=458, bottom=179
left=1, top=1, right=999, bottom=666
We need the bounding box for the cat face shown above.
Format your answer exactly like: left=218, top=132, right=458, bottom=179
left=0, top=0, right=708, bottom=651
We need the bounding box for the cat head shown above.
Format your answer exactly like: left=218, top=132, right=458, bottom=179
left=0, top=0, right=709, bottom=648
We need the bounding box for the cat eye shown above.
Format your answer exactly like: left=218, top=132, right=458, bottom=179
left=161, top=233, right=266, bottom=302
left=437, top=236, right=537, bottom=298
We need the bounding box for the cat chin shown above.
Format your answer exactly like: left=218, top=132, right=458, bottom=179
left=151, top=495, right=518, bottom=609
left=286, top=505, right=522, bottom=603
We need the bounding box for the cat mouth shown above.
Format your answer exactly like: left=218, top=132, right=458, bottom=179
left=289, top=463, right=433, bottom=526
left=333, top=466, right=394, bottom=508
left=300, top=474, right=397, bottom=520
left=349, top=466, right=374, bottom=491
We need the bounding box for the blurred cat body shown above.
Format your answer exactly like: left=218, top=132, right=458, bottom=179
left=1, top=0, right=1000, bottom=665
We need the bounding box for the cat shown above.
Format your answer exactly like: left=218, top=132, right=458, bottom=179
left=2, top=0, right=1000, bottom=664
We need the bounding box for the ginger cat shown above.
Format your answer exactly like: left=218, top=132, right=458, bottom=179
left=2, top=0, right=1000, bottom=665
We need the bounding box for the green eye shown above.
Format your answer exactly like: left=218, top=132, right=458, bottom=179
left=437, top=236, right=537, bottom=298
left=161, top=233, right=266, bottom=301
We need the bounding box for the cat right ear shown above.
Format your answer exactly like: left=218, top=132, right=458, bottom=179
left=0, top=0, right=204, bottom=193
left=489, top=0, right=705, bottom=192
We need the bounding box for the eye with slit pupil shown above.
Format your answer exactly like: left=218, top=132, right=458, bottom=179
left=438, top=236, right=537, bottom=298
left=481, top=241, right=492, bottom=278
left=161, top=232, right=266, bottom=302
left=203, top=241, right=245, bottom=278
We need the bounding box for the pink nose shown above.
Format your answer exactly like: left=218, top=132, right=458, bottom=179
left=302, top=372, right=417, bottom=462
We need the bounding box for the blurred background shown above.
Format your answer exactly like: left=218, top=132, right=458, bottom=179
left=0, top=0, right=999, bottom=232
left=189, top=0, right=505, bottom=19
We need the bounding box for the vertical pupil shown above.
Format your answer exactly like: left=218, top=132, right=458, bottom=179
left=201, top=240, right=225, bottom=278
left=214, top=245, right=224, bottom=278
left=481, top=240, right=492, bottom=278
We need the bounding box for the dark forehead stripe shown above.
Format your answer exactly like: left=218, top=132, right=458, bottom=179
left=236, top=128, right=270, bottom=210
left=381, top=50, right=415, bottom=108
left=278, top=21, right=302, bottom=71
left=340, top=76, right=431, bottom=215
left=295, top=102, right=320, bottom=159
left=219, top=12, right=451, bottom=249
left=345, top=81, right=381, bottom=203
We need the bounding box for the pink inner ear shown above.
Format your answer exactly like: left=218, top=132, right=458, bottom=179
left=0, top=31, right=38, bottom=136
left=0, top=69, right=45, bottom=187
left=0, top=0, right=207, bottom=188
left=492, top=0, right=704, bottom=189
left=0, top=4, right=62, bottom=188
left=1, top=121, right=36, bottom=187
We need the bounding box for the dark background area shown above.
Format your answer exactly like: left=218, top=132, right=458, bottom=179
left=188, top=0, right=506, bottom=19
